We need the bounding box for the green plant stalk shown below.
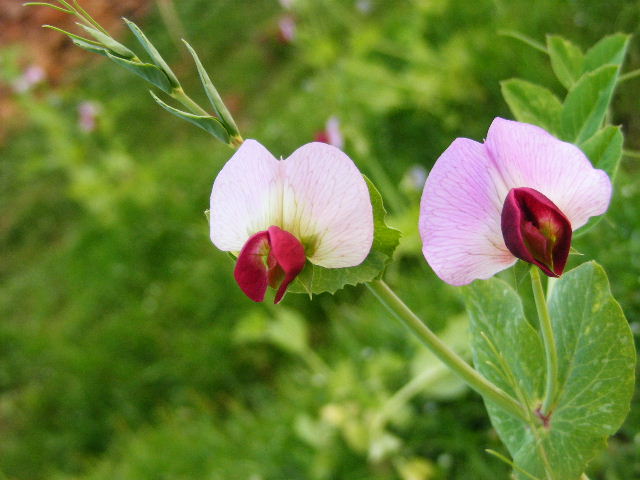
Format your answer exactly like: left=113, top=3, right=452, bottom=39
left=367, top=279, right=528, bottom=422
left=530, top=268, right=558, bottom=415
left=170, top=87, right=243, bottom=149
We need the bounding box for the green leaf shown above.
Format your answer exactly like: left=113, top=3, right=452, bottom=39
left=560, top=65, right=619, bottom=144
left=71, top=37, right=110, bottom=56
left=105, top=52, right=174, bottom=93
left=463, top=262, right=635, bottom=480
left=288, top=177, right=400, bottom=296
left=182, top=40, right=239, bottom=136
left=547, top=35, right=584, bottom=89
left=574, top=126, right=623, bottom=237
left=501, top=79, right=563, bottom=134
left=580, top=125, right=623, bottom=180
left=583, top=33, right=630, bottom=74
left=150, top=91, right=230, bottom=143
left=75, top=23, right=135, bottom=59
left=123, top=18, right=181, bottom=90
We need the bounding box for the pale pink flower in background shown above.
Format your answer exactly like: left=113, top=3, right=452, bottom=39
left=419, top=117, right=612, bottom=286
left=279, top=0, right=295, bottom=10
left=12, top=64, right=45, bottom=93
left=278, top=15, right=296, bottom=43
left=77, top=101, right=101, bottom=132
left=314, top=116, right=344, bottom=150
left=210, top=140, right=374, bottom=303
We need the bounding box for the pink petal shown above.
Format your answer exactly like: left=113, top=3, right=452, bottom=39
left=485, top=118, right=612, bottom=230
left=420, top=138, right=516, bottom=286
left=210, top=140, right=281, bottom=252
left=234, top=230, right=271, bottom=302
left=281, top=142, right=374, bottom=268
left=268, top=226, right=306, bottom=303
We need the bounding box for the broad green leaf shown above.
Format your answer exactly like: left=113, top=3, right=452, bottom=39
left=574, top=126, right=623, bottom=237
left=182, top=40, right=239, bottom=136
left=150, top=91, right=230, bottom=143
left=123, top=18, right=181, bottom=90
left=463, top=262, right=635, bottom=480
left=583, top=33, right=630, bottom=74
left=560, top=65, right=619, bottom=144
left=288, top=177, right=400, bottom=296
left=75, top=23, right=135, bottom=59
left=105, top=52, right=174, bottom=93
left=547, top=35, right=584, bottom=89
left=501, top=79, right=563, bottom=134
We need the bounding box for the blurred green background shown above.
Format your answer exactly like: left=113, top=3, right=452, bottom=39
left=1, top=1, right=639, bottom=479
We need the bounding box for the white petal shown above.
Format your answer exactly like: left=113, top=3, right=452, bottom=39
left=281, top=142, right=373, bottom=268
left=485, top=118, right=612, bottom=230
left=420, top=138, right=516, bottom=286
left=210, top=140, right=281, bottom=251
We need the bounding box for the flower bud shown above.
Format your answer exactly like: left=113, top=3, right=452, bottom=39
left=501, top=187, right=572, bottom=277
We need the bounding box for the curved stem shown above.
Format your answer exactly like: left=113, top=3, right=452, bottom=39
left=367, top=279, right=528, bottom=422
left=530, top=268, right=558, bottom=415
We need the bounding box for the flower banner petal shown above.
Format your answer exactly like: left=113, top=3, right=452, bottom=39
left=485, top=118, right=612, bottom=230
left=210, top=139, right=281, bottom=251
left=281, top=142, right=373, bottom=268
left=420, top=138, right=516, bottom=286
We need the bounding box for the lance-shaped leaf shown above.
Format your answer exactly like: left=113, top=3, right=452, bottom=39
left=123, top=18, right=181, bottom=91
left=560, top=64, right=619, bottom=144
left=547, top=35, right=584, bottom=90
left=75, top=22, right=135, bottom=59
left=182, top=40, right=239, bottom=137
left=583, top=33, right=630, bottom=74
left=71, top=37, right=110, bottom=56
left=463, top=262, right=635, bottom=480
left=106, top=52, right=174, bottom=93
left=501, top=79, right=563, bottom=135
left=150, top=91, right=230, bottom=143
left=288, top=178, right=400, bottom=296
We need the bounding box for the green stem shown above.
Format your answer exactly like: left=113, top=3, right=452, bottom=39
left=530, top=268, right=558, bottom=415
left=618, top=68, right=640, bottom=83
left=367, top=279, right=527, bottom=422
left=170, top=87, right=210, bottom=116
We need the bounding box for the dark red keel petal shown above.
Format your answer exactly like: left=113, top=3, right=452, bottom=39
left=233, top=227, right=306, bottom=304
left=234, top=231, right=271, bottom=302
left=501, top=187, right=572, bottom=277
left=267, top=226, right=306, bottom=304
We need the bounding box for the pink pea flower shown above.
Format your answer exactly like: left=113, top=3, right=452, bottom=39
left=278, top=14, right=296, bottom=43
left=12, top=64, right=45, bottom=93
left=77, top=101, right=101, bottom=133
left=314, top=116, right=344, bottom=150
left=419, top=117, right=612, bottom=286
left=210, top=140, right=374, bottom=303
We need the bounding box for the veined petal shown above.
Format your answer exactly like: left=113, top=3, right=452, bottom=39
left=485, top=118, right=612, bottom=230
left=420, top=138, right=516, bottom=286
left=210, top=140, right=281, bottom=251
left=281, top=142, right=373, bottom=268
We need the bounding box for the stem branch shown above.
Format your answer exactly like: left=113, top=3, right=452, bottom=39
left=531, top=268, right=558, bottom=415
left=367, top=279, right=527, bottom=422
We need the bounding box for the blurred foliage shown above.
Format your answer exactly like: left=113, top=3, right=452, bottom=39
left=1, top=0, right=639, bottom=479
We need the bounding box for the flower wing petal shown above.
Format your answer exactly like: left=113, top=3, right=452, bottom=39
left=485, top=118, right=612, bottom=230
left=420, top=138, right=516, bottom=286
left=282, top=142, right=373, bottom=268
left=210, top=139, right=281, bottom=251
